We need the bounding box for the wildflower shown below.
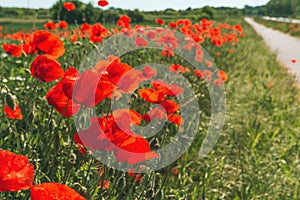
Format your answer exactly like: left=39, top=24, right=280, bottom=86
left=43, top=21, right=56, bottom=30
left=31, top=183, right=86, bottom=200
left=57, top=20, right=68, bottom=29
left=0, top=150, right=34, bottom=192
left=30, top=30, right=65, bottom=58
left=155, top=18, right=165, bottom=25
left=143, top=65, right=157, bottom=80
left=2, top=43, right=23, bottom=57
left=172, top=168, right=179, bottom=175
left=217, top=70, right=228, bottom=82
left=30, top=56, right=64, bottom=82
left=98, top=0, right=109, bottom=7
left=64, top=2, right=76, bottom=11
left=167, top=113, right=184, bottom=125
left=4, top=104, right=23, bottom=120
left=135, top=37, right=148, bottom=47
left=46, top=81, right=80, bottom=117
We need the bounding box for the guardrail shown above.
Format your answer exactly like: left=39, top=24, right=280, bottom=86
left=262, top=16, right=300, bottom=24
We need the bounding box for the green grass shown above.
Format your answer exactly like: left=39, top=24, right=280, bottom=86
left=0, top=17, right=47, bottom=32
left=158, top=17, right=300, bottom=199
left=254, top=17, right=300, bottom=38
left=0, top=16, right=300, bottom=199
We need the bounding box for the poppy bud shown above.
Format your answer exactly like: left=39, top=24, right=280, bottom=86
left=6, top=93, right=17, bottom=111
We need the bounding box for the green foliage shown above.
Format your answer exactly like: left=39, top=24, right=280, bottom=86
left=265, top=0, right=300, bottom=17
left=50, top=0, right=85, bottom=23
left=127, top=9, right=145, bottom=22
left=202, top=6, right=215, bottom=19
left=243, top=5, right=266, bottom=16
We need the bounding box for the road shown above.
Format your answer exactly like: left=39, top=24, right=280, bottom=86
left=245, top=17, right=300, bottom=80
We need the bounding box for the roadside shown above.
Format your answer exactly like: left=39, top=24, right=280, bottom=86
left=245, top=17, right=300, bottom=81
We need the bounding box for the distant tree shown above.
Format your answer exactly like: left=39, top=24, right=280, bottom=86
left=83, top=3, right=97, bottom=23
left=50, top=0, right=85, bottom=23
left=202, top=6, right=215, bottom=19
left=265, top=0, right=300, bottom=17
left=96, top=10, right=121, bottom=23
left=0, top=6, right=3, bottom=17
left=127, top=9, right=145, bottom=22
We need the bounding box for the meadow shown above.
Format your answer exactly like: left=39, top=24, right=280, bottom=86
left=0, top=1, right=300, bottom=200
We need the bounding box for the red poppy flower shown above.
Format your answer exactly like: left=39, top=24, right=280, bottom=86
left=152, top=79, right=184, bottom=97
left=135, top=37, right=148, bottom=47
left=119, top=15, right=131, bottom=24
left=113, top=109, right=143, bottom=128
left=114, top=69, right=144, bottom=94
left=138, top=88, right=166, bottom=103
left=169, top=64, right=189, bottom=73
left=234, top=24, right=243, bottom=32
left=98, top=0, right=109, bottom=7
left=0, top=150, right=34, bottom=192
left=75, top=110, right=159, bottom=164
left=4, top=104, right=23, bottom=120
left=22, top=43, right=35, bottom=55
left=194, top=69, right=204, bottom=79
left=172, top=168, right=179, bottom=175
left=113, top=139, right=159, bottom=164
left=30, top=56, right=64, bottom=82
left=62, top=68, right=114, bottom=107
left=217, top=70, right=228, bottom=82
left=2, top=43, right=23, bottom=57
left=76, top=143, right=88, bottom=155
left=228, top=49, right=234, bottom=54
left=292, top=59, right=297, bottom=63
left=90, top=23, right=109, bottom=43
left=46, top=81, right=80, bottom=117
left=155, top=18, right=165, bottom=25
left=30, top=182, right=86, bottom=200
left=71, top=35, right=78, bottom=43
left=64, top=2, right=76, bottom=11
left=98, top=179, right=110, bottom=190
left=146, top=31, right=156, bottom=39
left=30, top=30, right=65, bottom=58
left=161, top=99, right=180, bottom=113
left=167, top=113, right=184, bottom=125
left=205, top=60, right=213, bottom=68
left=211, top=37, right=224, bottom=47
left=57, top=20, right=68, bottom=29
left=143, top=107, right=167, bottom=122
left=43, top=21, right=56, bottom=30
left=128, top=169, right=143, bottom=182
left=214, top=79, right=223, bottom=86
left=203, top=70, right=212, bottom=77
left=143, top=65, right=157, bottom=79
left=169, top=22, right=177, bottom=29
left=81, top=23, right=91, bottom=32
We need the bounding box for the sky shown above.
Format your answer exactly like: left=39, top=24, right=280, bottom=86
left=0, top=0, right=270, bottom=11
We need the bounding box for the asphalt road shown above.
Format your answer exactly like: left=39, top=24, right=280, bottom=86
left=245, top=17, right=300, bottom=80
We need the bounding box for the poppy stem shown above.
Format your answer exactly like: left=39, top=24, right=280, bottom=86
left=63, top=139, right=74, bottom=183
left=136, top=172, right=154, bottom=200
left=83, top=157, right=95, bottom=185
